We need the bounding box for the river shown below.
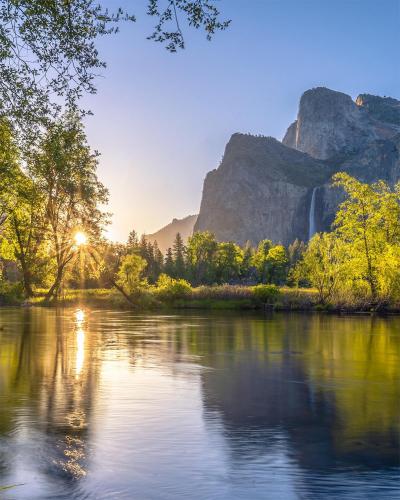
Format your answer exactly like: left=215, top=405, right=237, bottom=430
left=0, top=308, right=399, bottom=499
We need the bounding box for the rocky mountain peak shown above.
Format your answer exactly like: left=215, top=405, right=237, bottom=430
left=283, top=87, right=374, bottom=159
left=283, top=87, right=400, bottom=160
left=164, top=87, right=400, bottom=248
left=355, top=94, right=400, bottom=127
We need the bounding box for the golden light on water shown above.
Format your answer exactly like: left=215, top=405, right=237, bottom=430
left=75, top=309, right=85, bottom=324
left=75, top=309, right=85, bottom=376
left=76, top=328, right=85, bottom=376
left=74, top=231, right=87, bottom=247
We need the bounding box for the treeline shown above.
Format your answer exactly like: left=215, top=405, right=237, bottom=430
left=66, top=231, right=302, bottom=289
left=98, top=172, right=400, bottom=309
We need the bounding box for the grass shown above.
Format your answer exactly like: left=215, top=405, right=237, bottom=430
left=8, top=284, right=399, bottom=313
left=26, top=285, right=320, bottom=311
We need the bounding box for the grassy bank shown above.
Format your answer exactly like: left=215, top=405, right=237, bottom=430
left=14, top=285, right=400, bottom=313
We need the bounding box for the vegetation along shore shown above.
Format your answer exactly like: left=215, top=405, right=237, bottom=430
left=1, top=115, right=399, bottom=313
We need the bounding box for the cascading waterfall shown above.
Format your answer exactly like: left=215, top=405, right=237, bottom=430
left=308, top=187, right=317, bottom=241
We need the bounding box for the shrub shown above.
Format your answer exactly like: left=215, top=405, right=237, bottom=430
left=0, top=280, right=24, bottom=305
left=155, top=274, right=192, bottom=301
left=252, top=284, right=281, bottom=304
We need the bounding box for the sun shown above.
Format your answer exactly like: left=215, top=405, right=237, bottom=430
left=74, top=231, right=87, bottom=247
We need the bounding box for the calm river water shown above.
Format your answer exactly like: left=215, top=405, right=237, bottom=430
left=0, top=308, right=399, bottom=499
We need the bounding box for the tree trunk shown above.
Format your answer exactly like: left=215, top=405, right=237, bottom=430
left=20, top=263, right=34, bottom=298
left=88, top=249, right=136, bottom=307
left=45, top=267, right=64, bottom=302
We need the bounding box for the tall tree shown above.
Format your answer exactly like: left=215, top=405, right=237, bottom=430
left=297, top=232, right=347, bottom=304
left=172, top=232, right=186, bottom=278
left=28, top=114, right=109, bottom=300
left=240, top=240, right=254, bottom=280
left=333, top=173, right=400, bottom=301
left=127, top=229, right=139, bottom=251
left=5, top=174, right=48, bottom=296
left=264, top=245, right=289, bottom=285
left=164, top=247, right=174, bottom=277
left=186, top=231, right=217, bottom=285
left=215, top=242, right=243, bottom=283
left=251, top=239, right=273, bottom=283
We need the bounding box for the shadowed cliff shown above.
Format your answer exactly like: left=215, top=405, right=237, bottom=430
left=195, top=87, right=400, bottom=244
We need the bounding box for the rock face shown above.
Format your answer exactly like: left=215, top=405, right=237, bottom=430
left=195, top=135, right=331, bottom=246
left=282, top=87, right=399, bottom=159
left=195, top=87, right=400, bottom=245
left=146, top=214, right=197, bottom=253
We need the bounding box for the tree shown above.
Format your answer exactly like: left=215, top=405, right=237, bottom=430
left=151, top=241, right=164, bottom=282
left=333, top=173, right=400, bottom=301
left=127, top=229, right=139, bottom=251
left=172, top=232, right=186, bottom=278
left=0, top=118, right=20, bottom=229
left=297, top=232, right=347, bottom=304
left=0, top=119, right=48, bottom=296
left=251, top=239, right=273, bottom=283
left=186, top=231, right=218, bottom=285
left=215, top=242, right=243, bottom=283
left=288, top=239, right=306, bottom=266
left=117, top=254, right=147, bottom=295
left=240, top=241, right=254, bottom=281
left=27, top=114, right=109, bottom=300
left=4, top=174, right=48, bottom=296
left=264, top=245, right=289, bottom=285
left=164, top=247, right=175, bottom=276
left=0, top=1, right=229, bottom=131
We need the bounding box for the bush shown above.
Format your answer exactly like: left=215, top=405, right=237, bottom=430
left=0, top=281, right=24, bottom=305
left=117, top=254, right=147, bottom=295
left=252, top=284, right=281, bottom=304
left=155, top=274, right=192, bottom=301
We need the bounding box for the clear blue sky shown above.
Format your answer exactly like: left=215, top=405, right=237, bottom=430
left=81, top=0, right=400, bottom=241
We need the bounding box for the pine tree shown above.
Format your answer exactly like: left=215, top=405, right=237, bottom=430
left=152, top=241, right=164, bottom=281
left=164, top=248, right=174, bottom=276
left=172, top=232, right=186, bottom=279
left=241, top=241, right=254, bottom=281
left=127, top=229, right=139, bottom=252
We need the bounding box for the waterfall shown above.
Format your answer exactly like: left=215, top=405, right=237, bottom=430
left=308, top=187, right=317, bottom=241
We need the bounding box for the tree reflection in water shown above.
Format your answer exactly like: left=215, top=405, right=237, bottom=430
left=0, top=310, right=398, bottom=498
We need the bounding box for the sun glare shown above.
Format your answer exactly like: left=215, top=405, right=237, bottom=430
left=74, top=231, right=87, bottom=247
left=75, top=309, right=85, bottom=324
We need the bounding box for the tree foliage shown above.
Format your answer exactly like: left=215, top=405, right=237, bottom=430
left=0, top=0, right=229, bottom=131
left=297, top=173, right=400, bottom=306
left=117, top=254, right=147, bottom=295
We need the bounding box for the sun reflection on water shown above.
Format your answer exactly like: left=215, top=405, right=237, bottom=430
left=75, top=308, right=85, bottom=325
left=75, top=309, right=86, bottom=377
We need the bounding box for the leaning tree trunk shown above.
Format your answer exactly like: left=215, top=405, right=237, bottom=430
left=88, top=249, right=136, bottom=307
left=45, top=266, right=65, bottom=302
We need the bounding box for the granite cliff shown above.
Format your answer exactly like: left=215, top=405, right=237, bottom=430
left=195, top=87, right=400, bottom=245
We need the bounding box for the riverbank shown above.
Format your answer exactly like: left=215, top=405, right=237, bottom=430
left=5, top=285, right=398, bottom=314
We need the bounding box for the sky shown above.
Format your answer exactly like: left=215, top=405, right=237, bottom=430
left=81, top=0, right=400, bottom=241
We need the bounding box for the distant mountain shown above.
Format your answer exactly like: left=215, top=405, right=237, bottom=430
left=145, top=214, right=198, bottom=253
left=195, top=87, right=400, bottom=245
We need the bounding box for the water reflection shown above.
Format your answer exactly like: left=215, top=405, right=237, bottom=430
left=75, top=309, right=85, bottom=377
left=0, top=310, right=398, bottom=499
